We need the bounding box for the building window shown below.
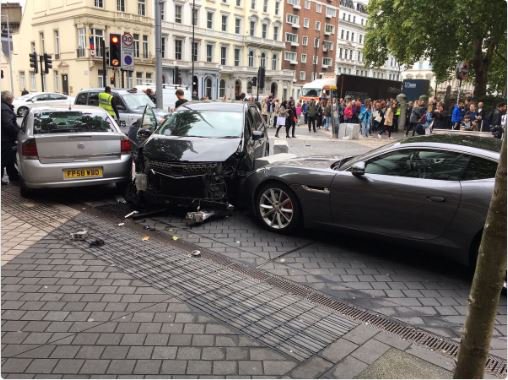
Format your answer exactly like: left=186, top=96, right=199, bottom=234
left=18, top=71, right=26, bottom=91
left=236, top=0, right=241, bottom=5
left=359, top=34, right=362, bottom=44
left=206, top=44, right=213, bottom=62
left=315, top=3, right=322, bottom=12
left=160, top=1, right=165, bottom=19
left=353, top=15, right=356, bottom=23
left=54, top=30, right=60, bottom=59
left=286, top=14, right=299, bottom=24
left=325, top=24, right=334, bottom=34
left=304, top=0, right=310, bottom=8
left=303, top=18, right=309, bottom=28
left=222, top=15, right=228, bottom=32
left=348, top=14, right=350, bottom=22
left=346, top=31, right=349, bottom=40
left=117, top=0, right=125, bottom=11
left=273, top=26, right=279, bottom=40
left=349, top=49, right=353, bottom=59
left=351, top=32, right=354, bottom=41
left=126, top=71, right=133, bottom=87
left=205, top=78, right=212, bottom=99
left=193, top=8, right=198, bottom=25
left=138, top=0, right=146, bottom=16
left=283, top=51, right=296, bottom=61
left=98, top=69, right=105, bottom=87
left=263, top=0, right=268, bottom=12
left=234, top=48, right=240, bottom=66
left=260, top=52, right=266, bottom=67
left=136, top=72, right=143, bottom=85
left=299, top=71, right=306, bottom=80
left=192, top=42, right=198, bottom=61
left=92, top=29, right=104, bottom=57
left=340, top=29, right=344, bottom=39
left=313, top=37, right=319, bottom=48
left=262, top=24, right=267, bottom=39
left=324, top=41, right=332, bottom=51
left=207, top=12, right=214, bottom=29
left=145, top=72, right=152, bottom=84
left=275, top=1, right=280, bottom=15
left=248, top=50, right=254, bottom=67
left=301, top=53, right=307, bottom=63
left=285, top=33, right=297, bottom=43
left=235, top=18, right=241, bottom=34
left=175, top=5, right=182, bottom=23
left=251, top=0, right=255, bottom=9
left=30, top=72, right=36, bottom=90
left=339, top=48, right=342, bottom=58
left=77, top=28, right=86, bottom=57
left=312, top=55, right=318, bottom=64
left=272, top=53, right=277, bottom=69
left=326, top=7, right=336, bottom=17
left=323, top=57, right=332, bottom=66
left=315, top=21, right=321, bottom=31
left=175, top=39, right=183, bottom=60
left=95, top=0, right=103, bottom=8
left=161, top=37, right=166, bottom=58
left=302, top=36, right=308, bottom=46
left=221, top=46, right=227, bottom=65
left=133, top=33, right=140, bottom=57
left=39, top=31, right=45, bottom=52
left=219, top=79, right=226, bottom=97
left=250, top=21, right=255, bottom=36
left=142, top=35, right=148, bottom=58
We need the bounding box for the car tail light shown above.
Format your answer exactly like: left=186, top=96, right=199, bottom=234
left=121, top=138, right=132, bottom=154
left=21, top=139, right=38, bottom=159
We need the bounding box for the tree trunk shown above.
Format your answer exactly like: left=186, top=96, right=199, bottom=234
left=454, top=135, right=507, bottom=378
left=473, top=63, right=488, bottom=99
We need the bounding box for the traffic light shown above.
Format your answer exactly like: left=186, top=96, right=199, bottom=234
left=109, top=33, right=121, bottom=67
left=258, top=67, right=265, bottom=89
left=29, top=52, right=38, bottom=73
left=43, top=53, right=52, bottom=74
left=251, top=76, right=257, bottom=86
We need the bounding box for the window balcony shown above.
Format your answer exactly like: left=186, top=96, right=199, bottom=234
left=290, top=41, right=299, bottom=47
left=291, top=23, right=300, bottom=29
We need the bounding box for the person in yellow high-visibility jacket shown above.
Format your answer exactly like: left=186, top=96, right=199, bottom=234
left=99, top=86, right=119, bottom=121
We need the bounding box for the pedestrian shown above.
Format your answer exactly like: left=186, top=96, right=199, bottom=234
left=1, top=91, right=20, bottom=184
left=338, top=98, right=345, bottom=123
left=275, top=100, right=288, bottom=138
left=376, top=101, right=388, bottom=139
left=407, top=99, right=424, bottom=136
left=261, top=99, right=269, bottom=123
left=323, top=99, right=332, bottom=131
left=359, top=99, right=372, bottom=138
left=432, top=102, right=448, bottom=130
left=307, top=99, right=317, bottom=133
left=451, top=100, right=465, bottom=130
left=465, top=103, right=479, bottom=131
left=296, top=101, right=302, bottom=125
left=344, top=100, right=353, bottom=123
left=424, top=103, right=434, bottom=134
left=287, top=101, right=297, bottom=138
left=302, top=101, right=309, bottom=124
left=175, top=89, right=188, bottom=109
left=490, top=102, right=506, bottom=139
left=145, top=88, right=156, bottom=103
left=316, top=99, right=324, bottom=129
left=331, top=97, right=340, bottom=136
left=99, top=86, right=120, bottom=121
left=272, top=99, right=280, bottom=128
left=477, top=101, right=487, bottom=131
left=21, top=88, right=29, bottom=96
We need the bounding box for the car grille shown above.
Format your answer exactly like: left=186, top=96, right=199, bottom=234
left=148, top=161, right=218, bottom=177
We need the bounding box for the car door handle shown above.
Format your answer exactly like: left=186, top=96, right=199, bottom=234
left=302, top=185, right=330, bottom=194
left=426, top=196, right=446, bottom=202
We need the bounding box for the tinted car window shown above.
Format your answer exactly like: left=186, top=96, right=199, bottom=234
left=462, top=156, right=498, bottom=180
left=33, top=95, right=49, bottom=101
left=75, top=93, right=88, bottom=105
left=33, top=111, right=115, bottom=134
left=88, top=92, right=100, bottom=106
left=50, top=94, right=67, bottom=100
left=156, top=110, right=243, bottom=138
left=249, top=107, right=263, bottom=130
left=365, top=149, right=470, bottom=180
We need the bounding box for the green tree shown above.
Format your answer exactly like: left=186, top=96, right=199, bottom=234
left=364, top=0, right=507, bottom=98
left=454, top=134, right=507, bottom=378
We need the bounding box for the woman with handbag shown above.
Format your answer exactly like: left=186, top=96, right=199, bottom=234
left=275, top=100, right=288, bottom=138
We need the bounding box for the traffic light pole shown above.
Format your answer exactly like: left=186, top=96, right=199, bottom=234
left=101, top=39, right=106, bottom=90
left=256, top=69, right=260, bottom=102
left=39, top=55, right=45, bottom=92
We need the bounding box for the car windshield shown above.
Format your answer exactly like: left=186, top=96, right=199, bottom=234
left=336, top=141, right=398, bottom=169
left=156, top=109, right=243, bottom=138
left=302, top=88, right=321, bottom=97
left=122, top=93, right=155, bottom=110
left=33, top=111, right=115, bottom=134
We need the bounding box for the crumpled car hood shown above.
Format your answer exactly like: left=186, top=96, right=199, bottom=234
left=143, top=135, right=242, bottom=162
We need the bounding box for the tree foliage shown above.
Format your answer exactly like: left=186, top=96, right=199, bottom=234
left=364, top=0, right=507, bottom=98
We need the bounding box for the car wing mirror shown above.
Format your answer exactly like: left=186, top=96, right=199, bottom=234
left=252, top=130, right=265, bottom=141
left=351, top=161, right=366, bottom=176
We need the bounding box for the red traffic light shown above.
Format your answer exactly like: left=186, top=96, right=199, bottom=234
left=111, top=35, right=119, bottom=44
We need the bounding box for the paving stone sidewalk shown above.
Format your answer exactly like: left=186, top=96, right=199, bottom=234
left=1, top=191, right=503, bottom=378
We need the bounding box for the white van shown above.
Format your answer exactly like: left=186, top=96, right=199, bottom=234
left=134, top=84, right=192, bottom=112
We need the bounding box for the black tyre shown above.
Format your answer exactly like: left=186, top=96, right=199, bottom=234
left=17, top=107, right=28, bottom=118
left=20, top=180, right=35, bottom=198
left=255, top=182, right=301, bottom=233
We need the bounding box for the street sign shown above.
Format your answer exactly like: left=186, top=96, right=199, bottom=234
left=456, top=61, right=469, bottom=81
left=121, top=32, right=134, bottom=71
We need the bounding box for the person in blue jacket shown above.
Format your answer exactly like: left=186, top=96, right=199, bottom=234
left=451, top=100, right=465, bottom=130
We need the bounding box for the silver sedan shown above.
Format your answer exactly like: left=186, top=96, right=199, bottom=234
left=247, top=134, right=500, bottom=268
left=17, top=106, right=132, bottom=196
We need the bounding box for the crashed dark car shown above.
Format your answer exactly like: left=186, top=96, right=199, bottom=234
left=129, top=102, right=269, bottom=210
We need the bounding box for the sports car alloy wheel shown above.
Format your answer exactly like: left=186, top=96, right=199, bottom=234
left=258, top=187, right=294, bottom=230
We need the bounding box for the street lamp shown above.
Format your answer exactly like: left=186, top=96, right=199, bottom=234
left=191, top=0, right=195, bottom=99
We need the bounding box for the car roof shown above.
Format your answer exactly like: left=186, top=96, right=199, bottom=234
left=176, top=101, right=248, bottom=112
left=401, top=134, right=501, bottom=153
left=77, top=88, right=140, bottom=95
left=30, top=105, right=109, bottom=114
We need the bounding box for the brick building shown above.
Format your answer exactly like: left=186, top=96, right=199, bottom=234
left=282, top=0, right=339, bottom=99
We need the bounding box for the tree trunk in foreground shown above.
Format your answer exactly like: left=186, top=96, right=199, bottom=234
left=454, top=135, right=507, bottom=378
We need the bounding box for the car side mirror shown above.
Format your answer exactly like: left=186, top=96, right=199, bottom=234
left=117, top=104, right=126, bottom=111
left=351, top=161, right=366, bottom=176
left=252, top=130, right=264, bottom=141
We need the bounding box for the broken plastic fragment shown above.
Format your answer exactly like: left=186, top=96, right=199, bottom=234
left=236, top=240, right=241, bottom=244
left=124, top=210, right=139, bottom=219
left=118, top=222, right=125, bottom=226
left=115, top=195, right=127, bottom=204
left=191, top=250, right=201, bottom=257
left=280, top=258, right=286, bottom=263
left=70, top=230, right=88, bottom=241
left=87, top=318, right=94, bottom=322
left=172, top=236, right=179, bottom=241
left=142, top=236, right=150, bottom=241
left=144, top=225, right=155, bottom=231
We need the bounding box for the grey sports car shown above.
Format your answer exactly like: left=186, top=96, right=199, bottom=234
left=247, top=134, right=501, bottom=268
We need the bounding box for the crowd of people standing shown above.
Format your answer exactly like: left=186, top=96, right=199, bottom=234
left=255, top=95, right=506, bottom=140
